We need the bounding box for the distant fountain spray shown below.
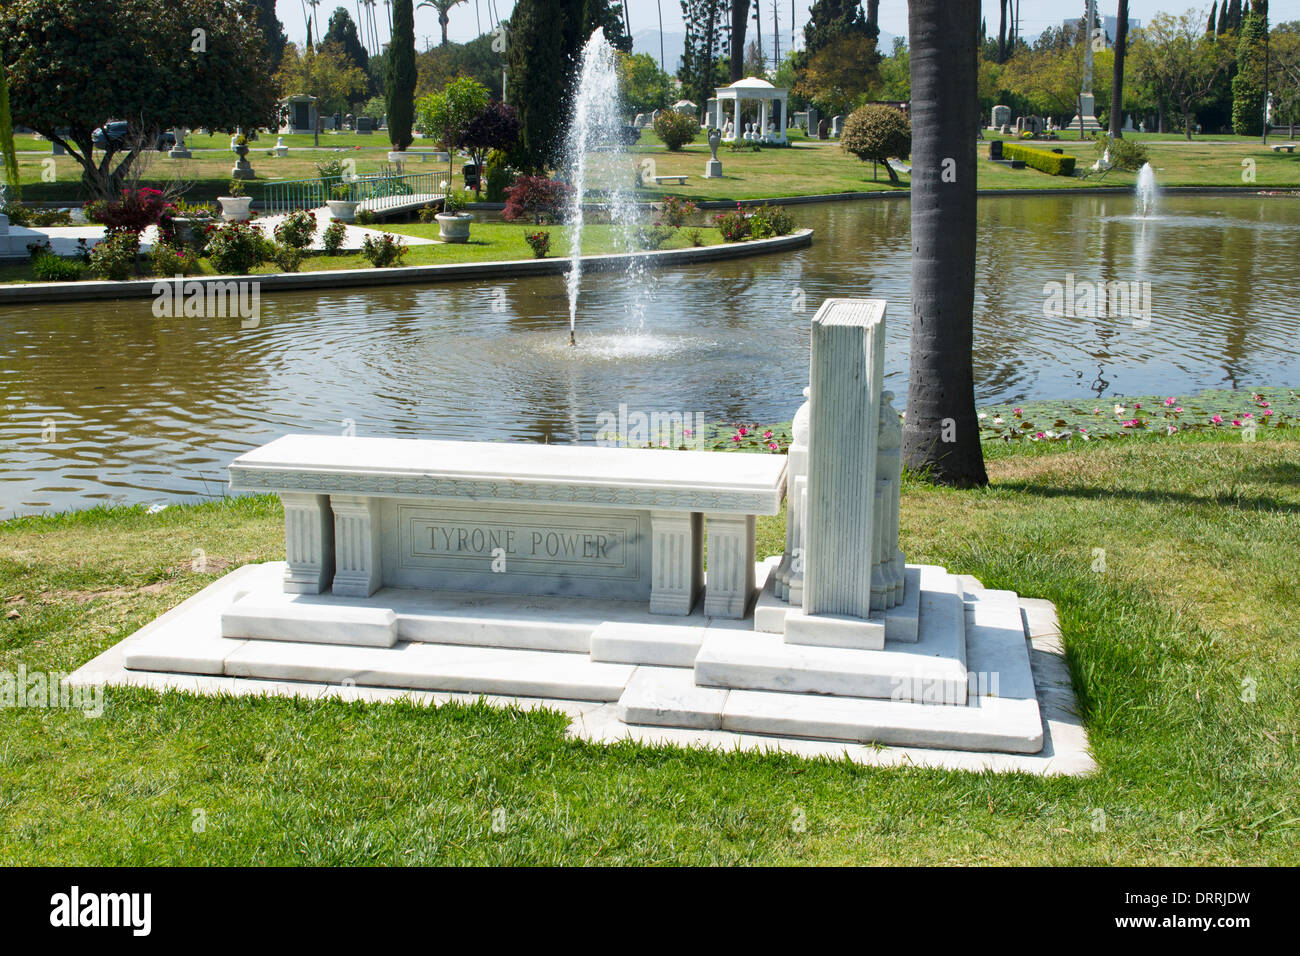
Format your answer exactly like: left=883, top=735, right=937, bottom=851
left=562, top=28, right=646, bottom=347
left=1136, top=162, right=1158, bottom=217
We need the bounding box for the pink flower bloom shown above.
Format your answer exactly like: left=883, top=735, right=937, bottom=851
left=1014, top=407, right=1023, bottom=416
left=1164, top=397, right=1177, bottom=406
left=1134, top=403, right=1142, bottom=410
left=737, top=426, right=748, bottom=436
left=763, top=430, right=772, bottom=439
left=1212, top=415, right=1223, bottom=424
left=1263, top=409, right=1274, bottom=416
left=1035, top=431, right=1045, bottom=438
left=1260, top=401, right=1271, bottom=408
left=768, top=442, right=779, bottom=451
left=1232, top=420, right=1242, bottom=427
left=732, top=435, right=741, bottom=443
left=1079, top=427, right=1088, bottom=433
left=1243, top=412, right=1253, bottom=418
left=1175, top=407, right=1183, bottom=413
left=1166, top=425, right=1177, bottom=435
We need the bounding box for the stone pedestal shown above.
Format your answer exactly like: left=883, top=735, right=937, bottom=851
left=705, top=159, right=722, bottom=178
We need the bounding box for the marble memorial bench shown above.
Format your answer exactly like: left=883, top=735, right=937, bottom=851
left=651, top=175, right=689, bottom=185
left=229, top=436, right=787, bottom=619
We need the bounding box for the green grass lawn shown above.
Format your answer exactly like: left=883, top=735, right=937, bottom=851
left=1, top=428, right=1296, bottom=864
left=13, top=129, right=1300, bottom=207
left=0, top=221, right=730, bottom=284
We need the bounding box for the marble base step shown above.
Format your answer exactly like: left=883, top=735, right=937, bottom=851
left=590, top=621, right=709, bottom=667
left=755, top=564, right=924, bottom=643
left=696, top=568, right=968, bottom=704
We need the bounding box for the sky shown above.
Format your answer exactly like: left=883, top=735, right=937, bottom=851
left=277, top=1, right=1300, bottom=53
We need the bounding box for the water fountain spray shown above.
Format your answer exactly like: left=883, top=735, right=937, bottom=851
left=561, top=28, right=646, bottom=347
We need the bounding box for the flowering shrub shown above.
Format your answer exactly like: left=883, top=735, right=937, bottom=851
left=747, top=204, right=795, bottom=239
left=658, top=195, right=697, bottom=228
left=714, top=205, right=750, bottom=242
left=273, top=210, right=317, bottom=250
left=503, top=175, right=573, bottom=225
left=150, top=241, right=198, bottom=277
left=321, top=219, right=347, bottom=256
left=203, top=221, right=270, bottom=275
left=523, top=230, right=551, bottom=258
left=652, top=109, right=698, bottom=151
left=88, top=233, right=139, bottom=280
left=360, top=232, right=408, bottom=267
left=84, top=188, right=174, bottom=237
left=271, top=241, right=305, bottom=273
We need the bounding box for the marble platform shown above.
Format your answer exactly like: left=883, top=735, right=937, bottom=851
left=64, top=557, right=1095, bottom=775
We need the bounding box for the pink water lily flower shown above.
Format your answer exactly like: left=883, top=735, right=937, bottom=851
left=1263, top=409, right=1274, bottom=416
left=1232, top=420, right=1242, bottom=427
left=1212, top=414, right=1223, bottom=424
left=1164, top=397, right=1177, bottom=406
left=763, top=430, right=773, bottom=439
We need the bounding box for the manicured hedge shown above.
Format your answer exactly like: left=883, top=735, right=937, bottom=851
left=998, top=142, right=1076, bottom=176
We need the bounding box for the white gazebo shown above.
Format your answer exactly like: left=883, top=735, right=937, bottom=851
left=712, top=77, right=789, bottom=145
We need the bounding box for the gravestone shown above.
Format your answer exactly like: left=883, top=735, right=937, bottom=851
left=991, top=104, right=1011, bottom=129
left=817, top=118, right=829, bottom=140
left=357, top=116, right=374, bottom=134
left=831, top=115, right=845, bottom=137
left=989, top=139, right=1003, bottom=161
left=807, top=107, right=819, bottom=135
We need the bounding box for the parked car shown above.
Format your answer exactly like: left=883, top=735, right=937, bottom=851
left=91, top=122, right=176, bottom=151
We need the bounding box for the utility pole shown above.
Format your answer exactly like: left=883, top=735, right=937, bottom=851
left=772, top=0, right=780, bottom=65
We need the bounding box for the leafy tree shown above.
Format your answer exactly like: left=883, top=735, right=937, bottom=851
left=678, top=0, right=728, bottom=111
left=878, top=37, right=911, bottom=101
left=795, top=31, right=882, bottom=116
left=0, top=45, right=18, bottom=199
left=1272, top=22, right=1300, bottom=125
left=1232, top=3, right=1268, bottom=134
left=1, top=0, right=279, bottom=199
left=507, top=0, right=585, bottom=171
left=251, top=0, right=289, bottom=72
left=418, top=0, right=468, bottom=48
left=416, top=76, right=490, bottom=149
left=903, top=0, right=987, bottom=487
left=1001, top=33, right=1112, bottom=123
left=460, top=101, right=521, bottom=194
left=415, top=32, right=506, bottom=100
left=618, top=52, right=672, bottom=116
left=583, top=0, right=632, bottom=52
left=274, top=42, right=369, bottom=118
left=840, top=103, right=910, bottom=182
left=803, top=0, right=874, bottom=56
left=1130, top=10, right=1237, bottom=140
left=387, top=0, right=417, bottom=149
left=324, top=7, right=370, bottom=83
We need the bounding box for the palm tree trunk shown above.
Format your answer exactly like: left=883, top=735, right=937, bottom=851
left=997, top=0, right=1007, bottom=62
left=730, top=0, right=750, bottom=82
left=902, top=0, right=988, bottom=488
left=1109, top=0, right=1130, bottom=138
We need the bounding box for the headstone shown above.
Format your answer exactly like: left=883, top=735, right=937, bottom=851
left=807, top=107, right=819, bottom=135
left=705, top=128, right=723, bottom=178
left=991, top=105, right=1011, bottom=129
left=51, top=140, right=66, bottom=156
left=831, top=115, right=845, bottom=137
left=817, top=118, right=829, bottom=140
left=989, top=140, right=1003, bottom=160
left=357, top=116, right=374, bottom=134
left=274, top=136, right=289, bottom=158
left=633, top=113, right=646, bottom=128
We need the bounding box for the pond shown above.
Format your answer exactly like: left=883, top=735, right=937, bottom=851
left=2, top=192, right=1298, bottom=515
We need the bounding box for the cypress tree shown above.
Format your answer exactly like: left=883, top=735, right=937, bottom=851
left=506, top=0, right=584, bottom=171
left=387, top=0, right=417, bottom=150
left=1231, top=6, right=1268, bottom=134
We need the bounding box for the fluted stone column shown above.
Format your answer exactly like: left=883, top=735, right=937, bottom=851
left=775, top=389, right=810, bottom=601
left=784, top=298, right=887, bottom=650
left=704, top=513, right=756, bottom=618
left=281, top=493, right=333, bottom=593
left=649, top=510, right=703, bottom=615
left=330, top=494, right=383, bottom=597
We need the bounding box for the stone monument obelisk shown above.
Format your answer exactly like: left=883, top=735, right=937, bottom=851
left=1072, top=0, right=1103, bottom=133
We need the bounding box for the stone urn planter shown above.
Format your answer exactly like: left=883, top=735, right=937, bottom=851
left=326, top=199, right=359, bottom=222
left=230, top=144, right=255, bottom=180
left=435, top=212, right=472, bottom=243
left=218, top=196, right=253, bottom=221
left=170, top=216, right=213, bottom=247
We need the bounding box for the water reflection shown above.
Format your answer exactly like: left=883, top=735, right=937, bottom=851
left=1, top=194, right=1297, bottom=514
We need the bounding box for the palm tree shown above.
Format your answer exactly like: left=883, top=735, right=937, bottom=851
left=418, top=0, right=468, bottom=46
left=730, top=0, right=750, bottom=82
left=1110, top=0, right=1131, bottom=137
left=307, top=0, right=322, bottom=43
left=901, top=0, right=988, bottom=487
